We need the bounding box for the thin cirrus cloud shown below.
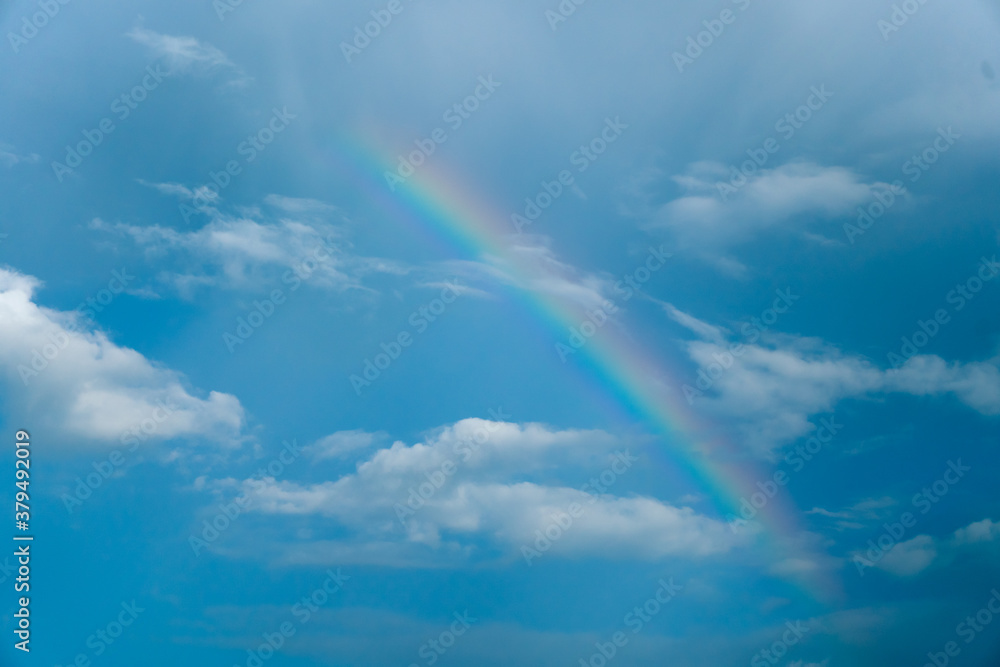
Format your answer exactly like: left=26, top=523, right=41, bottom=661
left=126, top=25, right=252, bottom=86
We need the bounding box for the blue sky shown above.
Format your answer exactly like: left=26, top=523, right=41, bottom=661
left=2, top=0, right=1000, bottom=665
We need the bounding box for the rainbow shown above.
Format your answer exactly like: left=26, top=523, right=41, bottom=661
left=317, top=132, right=841, bottom=602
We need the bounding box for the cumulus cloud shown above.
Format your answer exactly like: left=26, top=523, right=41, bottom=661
left=952, top=517, right=1000, bottom=545
left=0, top=268, right=246, bottom=448
left=196, top=418, right=739, bottom=566
left=873, top=535, right=938, bottom=577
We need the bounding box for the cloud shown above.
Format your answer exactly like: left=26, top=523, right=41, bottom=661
left=952, top=518, right=1000, bottom=546
left=887, top=356, right=1000, bottom=415
left=127, top=26, right=251, bottom=86
left=0, top=268, right=246, bottom=448
left=264, top=194, right=338, bottom=215
left=196, top=418, right=739, bottom=566
left=0, top=143, right=40, bottom=168
left=307, top=429, right=384, bottom=462
left=649, top=162, right=893, bottom=249
left=673, top=305, right=1000, bottom=456
left=874, top=535, right=938, bottom=577
left=92, top=214, right=406, bottom=298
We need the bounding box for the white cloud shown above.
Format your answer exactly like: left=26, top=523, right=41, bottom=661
left=92, top=215, right=406, bottom=297
left=952, top=518, right=1000, bottom=545
left=874, top=535, right=938, bottom=577
left=0, top=143, right=40, bottom=168
left=127, top=26, right=251, bottom=86
left=198, top=418, right=739, bottom=566
left=673, top=305, right=1000, bottom=456
left=307, top=429, right=384, bottom=462
left=649, top=162, right=893, bottom=249
left=887, top=356, right=1000, bottom=415
left=0, top=268, right=246, bottom=448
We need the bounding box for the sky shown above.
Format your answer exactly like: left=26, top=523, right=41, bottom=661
left=2, top=0, right=1000, bottom=665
